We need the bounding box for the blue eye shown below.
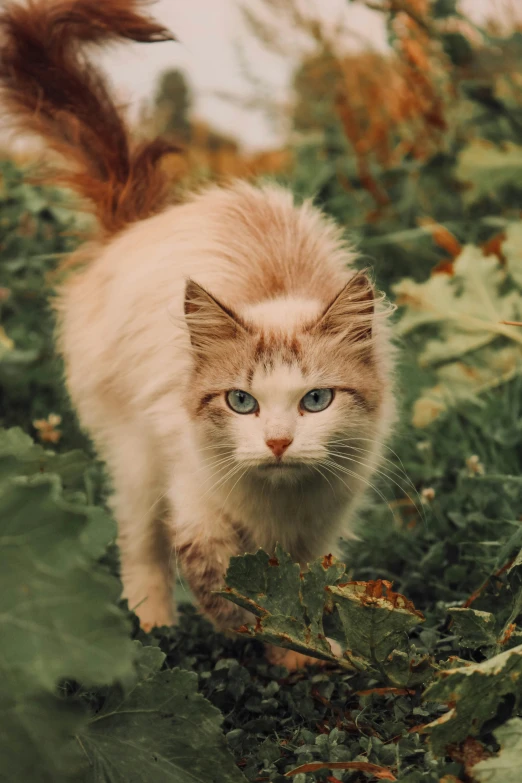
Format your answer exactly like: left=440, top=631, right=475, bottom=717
left=300, top=389, right=334, bottom=413
left=226, top=389, right=259, bottom=414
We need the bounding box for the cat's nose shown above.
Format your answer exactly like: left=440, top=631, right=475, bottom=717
left=266, top=438, right=293, bottom=458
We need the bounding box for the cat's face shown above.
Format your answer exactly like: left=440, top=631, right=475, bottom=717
left=184, top=277, right=385, bottom=483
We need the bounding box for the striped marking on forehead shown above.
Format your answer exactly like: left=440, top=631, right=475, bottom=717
left=242, top=296, right=320, bottom=386
left=246, top=331, right=306, bottom=386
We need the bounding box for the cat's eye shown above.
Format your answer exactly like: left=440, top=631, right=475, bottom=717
left=300, top=388, right=334, bottom=413
left=226, top=389, right=259, bottom=414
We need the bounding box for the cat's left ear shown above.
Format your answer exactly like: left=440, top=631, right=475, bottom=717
left=184, top=279, right=249, bottom=354
left=314, top=271, right=374, bottom=341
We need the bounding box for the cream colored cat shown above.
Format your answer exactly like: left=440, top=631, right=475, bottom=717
left=0, top=0, right=396, bottom=658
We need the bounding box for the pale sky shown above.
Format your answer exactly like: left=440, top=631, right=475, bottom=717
left=99, top=0, right=501, bottom=151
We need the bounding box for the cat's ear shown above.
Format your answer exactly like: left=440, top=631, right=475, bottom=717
left=184, top=279, right=248, bottom=353
left=314, top=272, right=374, bottom=341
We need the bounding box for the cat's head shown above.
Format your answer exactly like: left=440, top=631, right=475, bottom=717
left=184, top=275, right=393, bottom=483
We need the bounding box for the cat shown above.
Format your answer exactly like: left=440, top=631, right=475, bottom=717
left=0, top=0, right=396, bottom=664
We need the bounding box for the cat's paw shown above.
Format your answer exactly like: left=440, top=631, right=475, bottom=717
left=137, top=606, right=177, bottom=632
left=131, top=593, right=177, bottom=632
left=264, top=644, right=327, bottom=671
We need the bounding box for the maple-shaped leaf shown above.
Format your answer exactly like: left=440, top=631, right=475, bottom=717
left=449, top=545, right=522, bottom=653
left=221, top=548, right=432, bottom=685
left=328, top=580, right=432, bottom=686
left=448, top=607, right=498, bottom=649
left=220, top=546, right=346, bottom=661
left=456, top=140, right=522, bottom=206
left=393, top=236, right=522, bottom=427
left=423, top=644, right=522, bottom=756
left=473, top=717, right=522, bottom=782
left=79, top=641, right=247, bottom=783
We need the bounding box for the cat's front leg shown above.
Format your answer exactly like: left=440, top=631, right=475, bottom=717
left=176, top=520, right=253, bottom=632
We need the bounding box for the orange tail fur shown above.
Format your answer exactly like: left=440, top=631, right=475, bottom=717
left=0, top=0, right=178, bottom=234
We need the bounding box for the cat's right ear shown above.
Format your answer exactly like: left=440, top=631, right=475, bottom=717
left=184, top=280, right=248, bottom=353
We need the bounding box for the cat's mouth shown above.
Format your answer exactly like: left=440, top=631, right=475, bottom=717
left=256, top=459, right=309, bottom=472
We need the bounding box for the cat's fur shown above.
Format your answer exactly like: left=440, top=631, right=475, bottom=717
left=0, top=0, right=396, bottom=641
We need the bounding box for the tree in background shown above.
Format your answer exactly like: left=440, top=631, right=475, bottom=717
left=153, top=68, right=193, bottom=143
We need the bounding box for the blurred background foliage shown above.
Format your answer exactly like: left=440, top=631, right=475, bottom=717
left=3, top=0, right=522, bottom=440
left=2, top=2, right=522, bottom=780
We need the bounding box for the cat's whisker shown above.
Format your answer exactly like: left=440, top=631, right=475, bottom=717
left=196, top=454, right=237, bottom=472
left=328, top=436, right=420, bottom=495
left=330, top=437, right=416, bottom=486
left=322, top=459, right=398, bottom=524
left=309, top=463, right=336, bottom=494
left=328, top=451, right=425, bottom=524
left=199, top=461, right=244, bottom=500
left=219, top=465, right=250, bottom=515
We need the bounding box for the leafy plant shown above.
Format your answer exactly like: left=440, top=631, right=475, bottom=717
left=0, top=426, right=245, bottom=783
left=221, top=547, right=432, bottom=687
left=393, top=221, right=522, bottom=426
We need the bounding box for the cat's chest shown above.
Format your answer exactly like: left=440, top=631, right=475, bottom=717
left=222, top=478, right=348, bottom=556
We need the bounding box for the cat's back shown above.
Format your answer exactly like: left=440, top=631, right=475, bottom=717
left=58, top=181, right=356, bottom=419
left=63, top=181, right=355, bottom=318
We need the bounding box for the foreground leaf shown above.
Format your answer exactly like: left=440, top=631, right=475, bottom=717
left=0, top=668, right=87, bottom=783
left=0, top=475, right=133, bottom=691
left=328, top=580, right=431, bottom=686
left=221, top=549, right=431, bottom=685
left=221, top=546, right=346, bottom=661
left=79, top=642, right=247, bottom=783
left=423, top=645, right=522, bottom=756
left=473, top=718, right=522, bottom=782
left=448, top=608, right=498, bottom=649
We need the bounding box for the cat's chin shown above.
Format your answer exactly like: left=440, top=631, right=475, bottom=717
left=248, top=460, right=312, bottom=483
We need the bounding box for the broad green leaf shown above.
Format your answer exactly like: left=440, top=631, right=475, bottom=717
left=0, top=426, right=90, bottom=487
left=448, top=607, right=497, bottom=648
left=424, top=644, right=522, bottom=756
left=473, top=718, right=522, bottom=782
left=0, top=668, right=87, bottom=783
left=329, top=580, right=431, bottom=686
left=0, top=475, right=134, bottom=691
left=456, top=141, right=522, bottom=205
left=79, top=642, right=246, bottom=783
left=221, top=549, right=431, bottom=684
left=221, top=546, right=345, bottom=660
left=394, top=246, right=521, bottom=351
left=393, top=239, right=522, bottom=426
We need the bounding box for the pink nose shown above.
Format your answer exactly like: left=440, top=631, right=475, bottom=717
left=266, top=438, right=293, bottom=458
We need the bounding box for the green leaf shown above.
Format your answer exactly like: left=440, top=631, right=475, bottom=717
left=0, top=667, right=87, bottom=783
left=328, top=580, right=431, bottom=686
left=473, top=718, right=522, bottom=782
left=0, top=475, right=134, bottom=691
left=456, top=142, right=522, bottom=205
left=0, top=426, right=91, bottom=487
left=221, top=546, right=345, bottom=660
left=423, top=644, right=522, bottom=756
left=221, top=549, right=432, bottom=685
left=448, top=607, right=498, bottom=648
left=393, top=239, right=522, bottom=426
left=79, top=642, right=247, bottom=783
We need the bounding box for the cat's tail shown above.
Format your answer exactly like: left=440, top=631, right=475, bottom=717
left=0, top=0, right=178, bottom=235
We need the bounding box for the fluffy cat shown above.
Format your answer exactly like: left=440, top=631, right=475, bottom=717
left=0, top=0, right=396, bottom=660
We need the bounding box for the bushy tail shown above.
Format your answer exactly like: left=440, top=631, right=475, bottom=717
left=0, top=0, right=178, bottom=234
